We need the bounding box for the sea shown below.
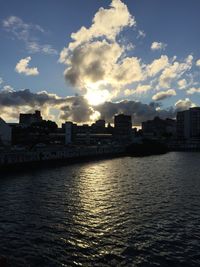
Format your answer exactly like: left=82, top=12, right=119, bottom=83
left=0, top=152, right=200, bottom=266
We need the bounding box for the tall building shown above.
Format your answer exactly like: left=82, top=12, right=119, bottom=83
left=114, top=114, right=132, bottom=142
left=177, top=107, right=200, bottom=139
left=19, top=110, right=43, bottom=127
left=65, top=122, right=73, bottom=144
left=0, top=118, right=12, bottom=145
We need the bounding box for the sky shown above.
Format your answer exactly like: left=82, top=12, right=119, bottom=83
left=0, top=0, right=200, bottom=125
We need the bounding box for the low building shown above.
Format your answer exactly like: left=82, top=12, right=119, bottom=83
left=0, top=118, right=12, bottom=146
left=19, top=110, right=43, bottom=127
left=142, top=117, right=176, bottom=138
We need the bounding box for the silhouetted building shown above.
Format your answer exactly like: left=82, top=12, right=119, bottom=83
left=0, top=117, right=11, bottom=146
left=114, top=114, right=132, bottom=143
left=64, top=121, right=113, bottom=145
left=91, top=119, right=106, bottom=133
left=177, top=107, right=200, bottom=139
left=19, top=110, right=42, bottom=127
left=65, top=122, right=73, bottom=144
left=142, top=117, right=176, bottom=138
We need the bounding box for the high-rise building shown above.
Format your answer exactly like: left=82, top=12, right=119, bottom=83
left=0, top=117, right=11, bottom=145
left=114, top=114, right=132, bottom=142
left=177, top=107, right=200, bottom=139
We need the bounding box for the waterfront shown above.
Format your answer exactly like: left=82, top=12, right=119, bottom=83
left=0, top=152, right=200, bottom=266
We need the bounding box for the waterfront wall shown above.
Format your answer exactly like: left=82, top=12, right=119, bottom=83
left=0, top=145, right=125, bottom=167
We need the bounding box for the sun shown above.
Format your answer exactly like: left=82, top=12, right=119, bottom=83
left=84, top=81, right=111, bottom=106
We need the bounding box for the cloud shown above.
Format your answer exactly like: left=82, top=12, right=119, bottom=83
left=159, top=55, right=193, bottom=88
left=134, top=84, right=152, bottom=94
left=59, top=0, right=144, bottom=101
left=175, top=98, right=196, bottom=111
left=2, top=85, right=14, bottom=92
left=0, top=86, right=178, bottom=126
left=186, top=87, right=200, bottom=95
left=96, top=100, right=175, bottom=125
left=177, top=79, right=187, bottom=89
left=137, top=30, right=146, bottom=39
left=151, top=42, right=167, bottom=51
left=64, top=0, right=135, bottom=52
left=152, top=89, right=176, bottom=101
left=60, top=96, right=100, bottom=122
left=0, top=88, right=101, bottom=124
left=0, top=77, right=3, bottom=85
left=15, top=57, right=39, bottom=76
left=146, top=55, right=169, bottom=77
left=196, top=59, right=200, bottom=67
left=124, top=84, right=151, bottom=96
left=2, top=16, right=57, bottom=55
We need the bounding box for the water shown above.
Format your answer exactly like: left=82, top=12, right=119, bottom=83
left=0, top=152, right=200, bottom=267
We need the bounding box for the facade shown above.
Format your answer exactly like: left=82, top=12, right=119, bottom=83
left=142, top=117, right=176, bottom=138
left=0, top=118, right=12, bottom=145
left=65, top=122, right=73, bottom=144
left=177, top=107, right=200, bottom=139
left=19, top=110, right=43, bottom=127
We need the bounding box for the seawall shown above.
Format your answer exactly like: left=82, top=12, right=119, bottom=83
left=0, top=145, right=126, bottom=172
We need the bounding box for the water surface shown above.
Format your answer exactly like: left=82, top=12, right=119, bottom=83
left=0, top=152, right=200, bottom=266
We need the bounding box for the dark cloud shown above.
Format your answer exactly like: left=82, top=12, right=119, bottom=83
left=0, top=88, right=177, bottom=125
left=96, top=100, right=176, bottom=125
left=60, top=96, right=95, bottom=122
left=0, top=89, right=66, bottom=107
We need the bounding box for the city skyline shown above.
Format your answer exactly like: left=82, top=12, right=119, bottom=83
left=1, top=0, right=200, bottom=126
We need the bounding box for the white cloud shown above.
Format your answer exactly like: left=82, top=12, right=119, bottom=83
left=196, top=59, right=200, bottom=67
left=187, top=87, right=200, bottom=95
left=137, top=30, right=146, bottom=39
left=124, top=89, right=132, bottom=96
left=152, top=89, right=176, bottom=101
left=124, top=84, right=151, bottom=96
left=133, top=84, right=152, bottom=94
left=15, top=57, right=39, bottom=76
left=66, top=0, right=135, bottom=51
left=177, top=79, right=187, bottom=89
left=175, top=98, right=196, bottom=111
left=146, top=55, right=169, bottom=77
left=26, top=42, right=58, bottom=55
left=159, top=55, right=193, bottom=88
left=59, top=0, right=135, bottom=63
left=151, top=42, right=167, bottom=51
left=2, top=85, right=14, bottom=92
left=2, top=16, right=57, bottom=55
left=59, top=0, right=144, bottom=101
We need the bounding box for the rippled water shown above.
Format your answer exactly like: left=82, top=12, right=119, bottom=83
left=0, top=152, right=200, bottom=266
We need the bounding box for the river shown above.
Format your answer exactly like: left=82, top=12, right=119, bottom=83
left=0, top=152, right=200, bottom=266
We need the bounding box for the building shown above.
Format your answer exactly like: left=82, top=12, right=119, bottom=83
left=19, top=110, right=43, bottom=127
left=177, top=107, right=200, bottom=140
left=91, top=119, right=106, bottom=133
left=114, top=114, right=132, bottom=143
left=65, top=122, right=73, bottom=144
left=142, top=117, right=176, bottom=138
left=0, top=118, right=12, bottom=146
left=64, top=121, right=113, bottom=145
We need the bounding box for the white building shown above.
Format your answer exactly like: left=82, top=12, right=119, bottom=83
left=0, top=117, right=12, bottom=145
